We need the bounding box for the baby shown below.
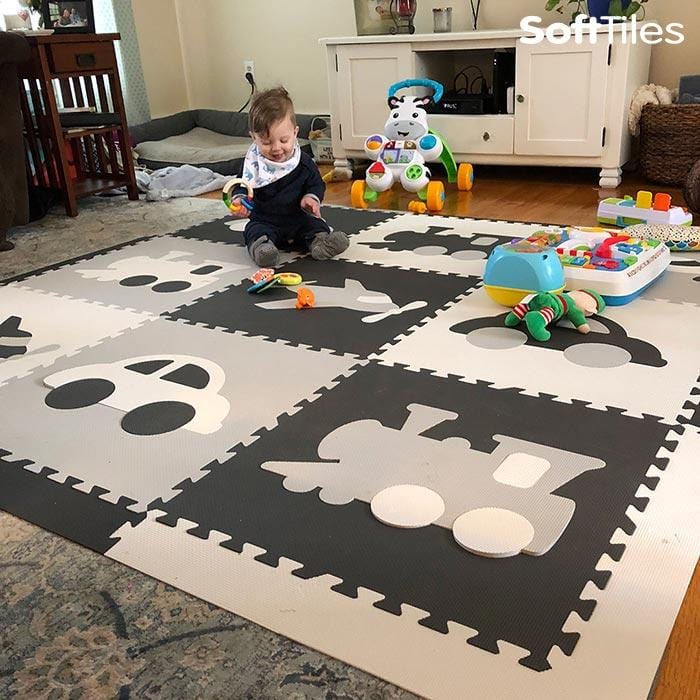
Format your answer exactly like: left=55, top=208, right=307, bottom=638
left=230, top=87, right=349, bottom=267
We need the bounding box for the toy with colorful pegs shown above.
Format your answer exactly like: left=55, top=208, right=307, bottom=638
left=597, top=190, right=693, bottom=228
left=223, top=178, right=254, bottom=216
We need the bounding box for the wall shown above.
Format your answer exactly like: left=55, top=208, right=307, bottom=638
left=130, top=0, right=697, bottom=116
left=132, top=0, right=189, bottom=117
left=173, top=0, right=356, bottom=114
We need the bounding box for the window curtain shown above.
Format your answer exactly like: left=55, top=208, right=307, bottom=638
left=93, top=0, right=150, bottom=126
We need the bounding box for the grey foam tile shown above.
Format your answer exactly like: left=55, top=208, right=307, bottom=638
left=0, top=317, right=357, bottom=510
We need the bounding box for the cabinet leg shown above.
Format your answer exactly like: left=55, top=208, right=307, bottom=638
left=0, top=229, right=14, bottom=251
left=63, top=195, right=78, bottom=217
left=324, top=158, right=353, bottom=183
left=599, top=167, right=622, bottom=189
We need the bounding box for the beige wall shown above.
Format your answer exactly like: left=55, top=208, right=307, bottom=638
left=132, top=0, right=189, bottom=117
left=173, top=0, right=356, bottom=114
left=132, top=0, right=698, bottom=116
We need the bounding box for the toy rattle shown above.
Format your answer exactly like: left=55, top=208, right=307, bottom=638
left=246, top=269, right=303, bottom=294
left=223, top=178, right=254, bottom=215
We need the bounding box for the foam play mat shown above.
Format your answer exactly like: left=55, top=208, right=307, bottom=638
left=1, top=207, right=698, bottom=699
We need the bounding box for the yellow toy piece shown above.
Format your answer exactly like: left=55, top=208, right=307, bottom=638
left=426, top=181, right=445, bottom=212
left=484, top=285, right=565, bottom=308
left=457, top=163, right=474, bottom=191
left=351, top=180, right=368, bottom=209
left=408, top=200, right=427, bottom=214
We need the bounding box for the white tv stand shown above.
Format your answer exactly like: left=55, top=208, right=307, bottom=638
left=320, top=27, right=650, bottom=188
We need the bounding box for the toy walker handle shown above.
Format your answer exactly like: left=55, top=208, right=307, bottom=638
left=388, top=78, right=444, bottom=104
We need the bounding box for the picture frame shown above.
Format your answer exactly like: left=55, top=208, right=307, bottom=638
left=42, top=0, right=94, bottom=33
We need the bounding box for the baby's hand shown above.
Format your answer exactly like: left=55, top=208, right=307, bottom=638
left=229, top=196, right=250, bottom=218
left=301, top=195, right=321, bottom=218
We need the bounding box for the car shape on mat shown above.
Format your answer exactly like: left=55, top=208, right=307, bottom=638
left=44, top=355, right=230, bottom=435
left=77, top=251, right=237, bottom=293
left=361, top=228, right=514, bottom=258
left=450, top=313, right=667, bottom=368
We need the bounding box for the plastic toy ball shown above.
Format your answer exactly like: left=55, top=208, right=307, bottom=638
left=223, top=178, right=254, bottom=215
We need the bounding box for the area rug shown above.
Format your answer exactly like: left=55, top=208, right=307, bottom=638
left=0, top=206, right=698, bottom=699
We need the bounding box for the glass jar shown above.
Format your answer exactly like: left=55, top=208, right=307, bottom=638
left=432, top=7, right=452, bottom=33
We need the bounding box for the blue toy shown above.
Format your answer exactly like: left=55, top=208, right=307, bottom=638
left=485, top=227, right=671, bottom=307
left=484, top=240, right=566, bottom=307
left=351, top=78, right=474, bottom=213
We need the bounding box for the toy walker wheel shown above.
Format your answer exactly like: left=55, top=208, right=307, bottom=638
left=351, top=180, right=368, bottom=209
left=457, top=163, right=474, bottom=191
left=426, top=181, right=445, bottom=212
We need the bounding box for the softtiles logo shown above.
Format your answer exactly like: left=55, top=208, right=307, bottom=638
left=520, top=14, right=685, bottom=45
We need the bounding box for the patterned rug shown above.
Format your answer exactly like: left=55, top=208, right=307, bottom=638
left=0, top=206, right=698, bottom=699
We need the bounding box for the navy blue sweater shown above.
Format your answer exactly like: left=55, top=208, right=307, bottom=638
left=235, top=151, right=325, bottom=226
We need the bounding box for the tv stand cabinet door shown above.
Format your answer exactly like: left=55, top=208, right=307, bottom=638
left=514, top=39, right=609, bottom=157
left=336, top=43, right=413, bottom=151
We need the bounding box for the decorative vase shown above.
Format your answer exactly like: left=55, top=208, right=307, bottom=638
left=587, top=0, right=631, bottom=21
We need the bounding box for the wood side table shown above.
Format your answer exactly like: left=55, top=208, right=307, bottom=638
left=17, top=33, right=139, bottom=217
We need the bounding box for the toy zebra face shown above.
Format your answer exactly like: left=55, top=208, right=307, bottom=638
left=385, top=94, right=431, bottom=141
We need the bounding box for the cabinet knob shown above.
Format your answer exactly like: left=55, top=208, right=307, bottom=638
left=482, top=132, right=490, bottom=142
left=517, top=94, right=525, bottom=103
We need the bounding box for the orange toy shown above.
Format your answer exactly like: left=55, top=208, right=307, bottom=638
left=408, top=200, right=427, bottom=214
left=296, top=287, right=315, bottom=309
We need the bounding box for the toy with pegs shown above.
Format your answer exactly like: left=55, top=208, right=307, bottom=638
left=351, top=78, right=474, bottom=214
left=597, top=190, right=693, bottom=228
left=223, top=178, right=254, bottom=215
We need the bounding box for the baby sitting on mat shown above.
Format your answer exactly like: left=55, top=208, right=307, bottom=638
left=229, top=86, right=349, bottom=267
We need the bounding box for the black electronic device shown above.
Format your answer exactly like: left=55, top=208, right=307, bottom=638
left=492, top=50, right=515, bottom=114
left=427, top=65, right=493, bottom=115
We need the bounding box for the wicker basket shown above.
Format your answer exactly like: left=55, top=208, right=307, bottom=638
left=639, top=104, right=700, bottom=186
left=684, top=159, right=700, bottom=214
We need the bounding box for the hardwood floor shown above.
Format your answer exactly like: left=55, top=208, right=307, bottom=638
left=323, top=164, right=695, bottom=226
left=210, top=164, right=699, bottom=699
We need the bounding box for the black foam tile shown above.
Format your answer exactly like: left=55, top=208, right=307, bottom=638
left=321, top=207, right=398, bottom=235
left=152, top=362, right=671, bottom=671
left=0, top=450, right=145, bottom=554
left=167, top=258, right=475, bottom=356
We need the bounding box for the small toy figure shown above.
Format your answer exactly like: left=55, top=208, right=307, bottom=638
left=505, top=289, right=606, bottom=342
left=296, top=287, right=315, bottom=309
left=408, top=200, right=427, bottom=214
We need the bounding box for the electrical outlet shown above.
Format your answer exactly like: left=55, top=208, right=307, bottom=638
left=243, top=60, right=255, bottom=81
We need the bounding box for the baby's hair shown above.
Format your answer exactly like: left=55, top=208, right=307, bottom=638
left=248, top=87, right=296, bottom=136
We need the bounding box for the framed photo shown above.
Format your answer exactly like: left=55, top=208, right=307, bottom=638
left=42, top=1, right=94, bottom=33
